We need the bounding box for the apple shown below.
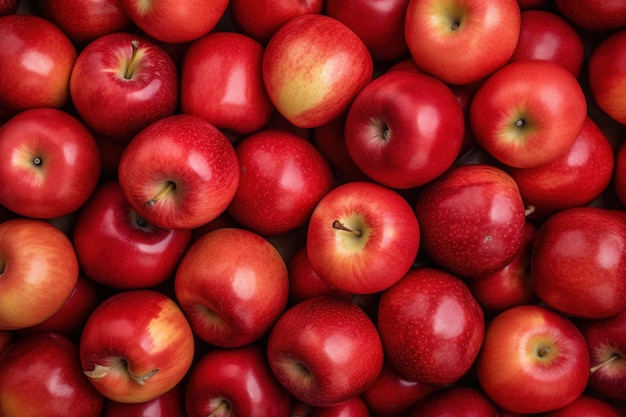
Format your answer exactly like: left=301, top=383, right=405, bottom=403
left=262, top=14, right=373, bottom=128
left=117, top=114, right=240, bottom=230
left=476, top=304, right=590, bottom=414
left=0, top=332, right=105, bottom=417
left=404, top=0, right=521, bottom=85
left=37, top=0, right=134, bottom=45
left=531, top=207, right=626, bottom=319
left=267, top=295, right=384, bottom=407
left=0, top=0, right=18, bottom=16
left=73, top=181, right=192, bottom=289
left=507, top=116, right=615, bottom=219
left=408, top=386, right=499, bottom=417
left=554, top=0, right=626, bottom=32
left=120, top=0, right=229, bottom=43
left=470, top=60, right=588, bottom=168
left=588, top=29, right=626, bottom=126
left=344, top=67, right=465, bottom=189
left=180, top=31, right=274, bottom=138
left=102, top=384, right=186, bottom=417
left=579, top=306, right=626, bottom=401
left=0, top=218, right=79, bottom=330
left=538, top=394, right=624, bottom=417
left=185, top=344, right=292, bottom=417
left=617, top=140, right=626, bottom=206
left=509, top=9, right=585, bottom=78
left=80, top=289, right=195, bottom=403
left=0, top=107, right=102, bottom=219
left=174, top=227, right=289, bottom=348
left=291, top=395, right=371, bottom=417
left=70, top=32, right=179, bottom=144
left=227, top=128, right=334, bottom=236
left=378, top=267, right=485, bottom=386
left=414, top=163, right=526, bottom=278
left=306, top=181, right=420, bottom=294
left=517, top=0, right=547, bottom=9
left=0, top=13, right=76, bottom=114
left=325, top=0, right=410, bottom=62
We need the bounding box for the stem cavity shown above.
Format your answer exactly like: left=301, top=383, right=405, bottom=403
left=147, top=181, right=176, bottom=207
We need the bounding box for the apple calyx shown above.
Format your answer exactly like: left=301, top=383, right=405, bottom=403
left=124, top=40, right=141, bottom=80
left=84, top=359, right=159, bottom=386
left=332, top=220, right=362, bottom=237
left=589, top=353, right=621, bottom=375
left=146, top=181, right=176, bottom=207
left=537, top=346, right=551, bottom=357
left=32, top=156, right=42, bottom=167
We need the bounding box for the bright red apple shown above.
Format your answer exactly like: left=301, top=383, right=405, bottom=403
left=554, top=0, right=626, bottom=32
left=408, top=386, right=499, bottom=417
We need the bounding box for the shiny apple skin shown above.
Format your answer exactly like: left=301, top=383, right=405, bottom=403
left=228, top=128, right=334, bottom=236
left=408, top=386, right=498, bottom=417
left=378, top=267, right=485, bottom=386
left=0, top=14, right=76, bottom=114
left=0, top=332, right=105, bottom=417
left=185, top=344, right=292, bottom=417
left=73, top=181, right=191, bottom=289
left=181, top=31, right=273, bottom=137
left=102, top=384, right=187, bottom=417
left=531, top=207, right=626, bottom=319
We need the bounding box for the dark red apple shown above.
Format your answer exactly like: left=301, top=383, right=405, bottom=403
left=408, top=386, right=499, bottom=417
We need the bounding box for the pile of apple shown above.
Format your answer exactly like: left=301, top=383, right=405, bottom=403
left=0, top=0, right=625, bottom=416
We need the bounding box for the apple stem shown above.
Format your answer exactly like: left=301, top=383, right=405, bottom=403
left=124, top=39, right=140, bottom=79
left=147, top=181, right=176, bottom=207
left=589, top=353, right=621, bottom=375
left=332, top=220, right=362, bottom=237
left=537, top=346, right=551, bottom=357
left=130, top=368, right=159, bottom=386
left=208, top=401, right=230, bottom=417
left=524, top=205, right=536, bottom=216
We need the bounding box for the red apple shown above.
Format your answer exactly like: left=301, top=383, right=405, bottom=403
left=175, top=227, right=289, bottom=348
left=408, top=386, right=499, bottom=417
left=185, top=344, right=292, bottom=417
left=517, top=0, right=547, bottom=9
left=117, top=114, right=240, bottom=230
left=0, top=13, right=76, bottom=114
left=306, top=181, right=420, bottom=294
left=120, top=0, right=229, bottom=43
left=579, top=307, right=626, bottom=401
left=476, top=305, right=590, bottom=414
left=73, top=181, right=192, bottom=289
left=554, top=0, right=626, bottom=32
left=102, top=384, right=186, bottom=417
left=509, top=9, right=585, bottom=78
left=378, top=267, right=485, bottom=386
left=0, top=332, right=105, bottom=417
left=325, top=0, right=410, bottom=62
left=414, top=164, right=526, bottom=278
left=531, top=207, right=626, bottom=319
left=470, top=60, right=588, bottom=168
left=37, top=0, right=134, bottom=45
left=538, top=394, right=624, bottom=417
left=0, top=218, right=79, bottom=330
left=344, top=67, right=464, bottom=189
left=267, top=295, right=384, bottom=407
left=80, top=290, right=195, bottom=403
left=227, top=128, right=334, bottom=236
left=70, top=32, right=179, bottom=143
left=404, top=0, right=521, bottom=85
left=0, top=0, right=18, bottom=15
left=262, top=14, right=373, bottom=128
left=0, top=330, right=13, bottom=354
left=617, top=140, right=626, bottom=206
left=180, top=31, right=274, bottom=137
left=292, top=395, right=372, bottom=417
left=230, top=0, right=324, bottom=45
left=507, top=116, right=615, bottom=219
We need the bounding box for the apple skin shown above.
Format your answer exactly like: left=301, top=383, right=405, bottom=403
left=509, top=9, right=585, bottom=78
left=117, top=114, right=240, bottom=230
left=378, top=267, right=485, bottom=386
left=262, top=14, right=373, bottom=129
left=588, top=29, right=626, bottom=126
left=0, top=332, right=105, bottom=417
left=404, top=0, right=521, bottom=85
left=470, top=60, right=588, bottom=168
left=72, top=181, right=192, bottom=289
left=408, top=386, right=499, bottom=417
left=530, top=207, right=626, bottom=319
left=185, top=344, right=292, bottom=417
left=414, top=164, right=526, bottom=278
left=554, top=0, right=626, bottom=32
left=475, top=305, right=590, bottom=414
left=507, top=116, right=615, bottom=219
left=0, top=0, right=18, bottom=15
left=0, top=218, right=79, bottom=330
left=70, top=32, right=179, bottom=144
left=102, top=384, right=186, bottom=417
left=344, top=67, right=464, bottom=189
left=37, top=0, right=134, bottom=45
left=174, top=227, right=289, bottom=348
left=120, top=0, right=229, bottom=43
left=267, top=295, right=384, bottom=407
left=180, top=31, right=274, bottom=137
left=617, top=140, right=626, bottom=206
left=0, top=13, right=77, bottom=114
left=538, top=394, right=624, bottom=417
left=0, top=107, right=102, bottom=219
left=306, top=181, right=420, bottom=294
left=325, top=0, right=410, bottom=62
left=291, top=395, right=371, bottom=417
left=80, top=290, right=195, bottom=403
left=579, top=307, right=626, bottom=401
left=227, top=128, right=334, bottom=236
